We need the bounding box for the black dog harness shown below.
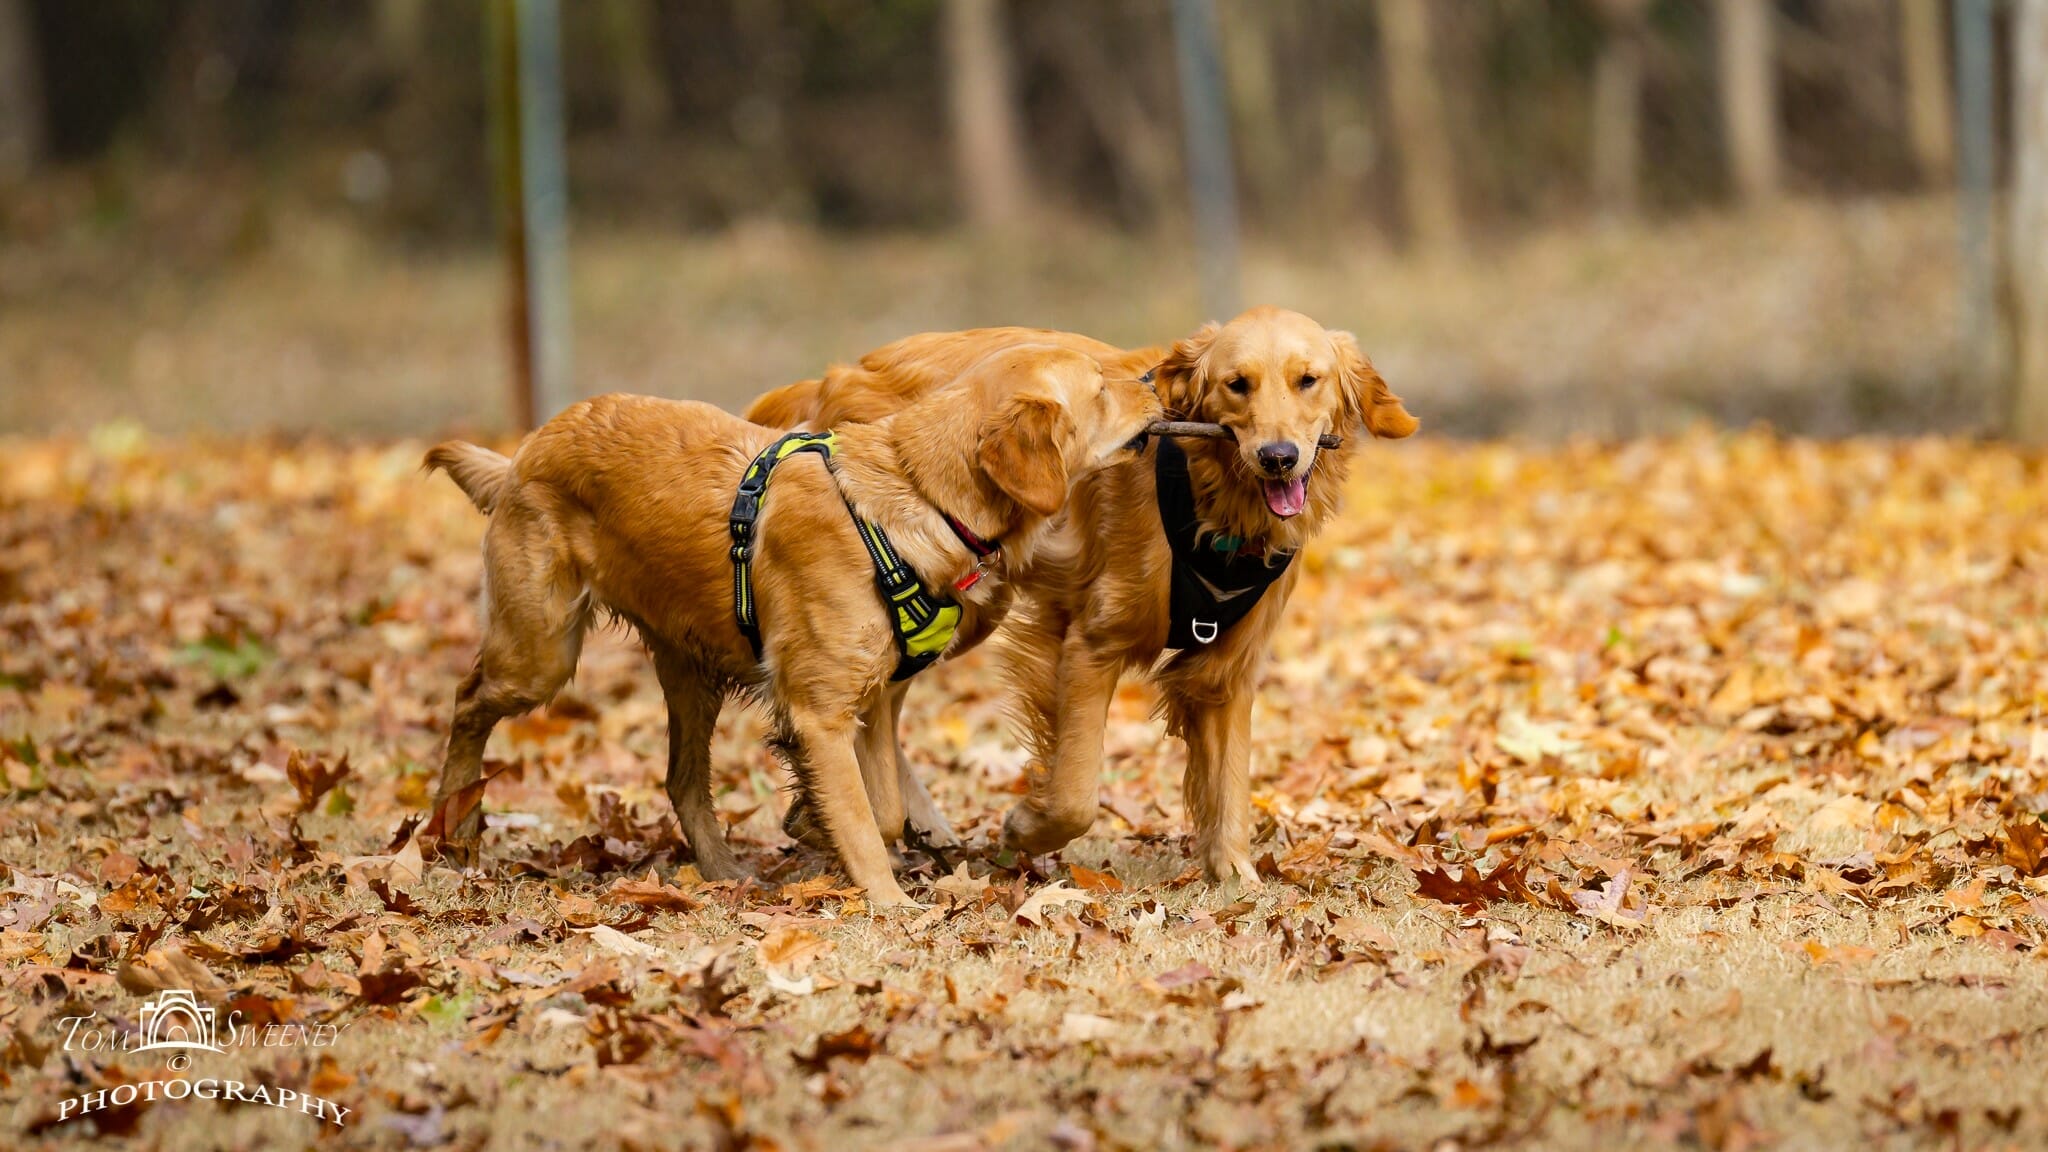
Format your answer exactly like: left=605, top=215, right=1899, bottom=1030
left=730, top=431, right=981, bottom=681
left=1154, top=435, right=1295, bottom=650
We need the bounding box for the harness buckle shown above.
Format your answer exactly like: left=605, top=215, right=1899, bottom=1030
left=730, top=492, right=761, bottom=528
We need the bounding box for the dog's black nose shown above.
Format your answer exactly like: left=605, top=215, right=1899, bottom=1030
left=1255, top=441, right=1300, bottom=476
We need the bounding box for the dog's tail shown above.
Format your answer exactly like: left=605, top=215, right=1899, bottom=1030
left=743, top=377, right=823, bottom=429
left=424, top=441, right=512, bottom=514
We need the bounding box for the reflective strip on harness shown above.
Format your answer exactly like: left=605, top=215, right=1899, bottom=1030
left=848, top=511, right=960, bottom=680
left=730, top=432, right=838, bottom=646
left=729, top=431, right=962, bottom=680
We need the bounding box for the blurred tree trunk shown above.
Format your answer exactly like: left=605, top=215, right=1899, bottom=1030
left=2011, top=0, right=2048, bottom=441
left=730, top=0, right=800, bottom=215
left=375, top=0, right=435, bottom=148
left=0, top=0, right=41, bottom=182
left=601, top=0, right=667, bottom=137
left=943, top=0, right=1030, bottom=228
left=1715, top=0, right=1781, bottom=204
left=1220, top=1, right=1285, bottom=227
left=376, top=0, right=427, bottom=69
left=374, top=0, right=466, bottom=230
left=1591, top=0, right=1650, bottom=220
left=1376, top=0, right=1461, bottom=255
left=1898, top=0, right=1954, bottom=183
left=157, top=4, right=234, bottom=163
left=1038, top=9, right=1179, bottom=224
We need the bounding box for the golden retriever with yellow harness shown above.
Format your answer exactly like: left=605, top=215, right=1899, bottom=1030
left=424, top=345, right=1161, bottom=906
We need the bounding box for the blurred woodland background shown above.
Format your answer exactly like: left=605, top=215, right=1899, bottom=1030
left=1, top=0, right=2044, bottom=437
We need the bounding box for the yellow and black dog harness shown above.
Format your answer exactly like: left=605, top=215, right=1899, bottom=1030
left=730, top=431, right=982, bottom=681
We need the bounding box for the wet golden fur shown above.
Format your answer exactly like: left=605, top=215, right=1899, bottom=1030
left=425, top=347, right=1161, bottom=906
left=746, top=308, right=1417, bottom=884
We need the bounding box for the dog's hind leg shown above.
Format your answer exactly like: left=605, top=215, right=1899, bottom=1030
left=652, top=648, right=750, bottom=882
left=885, top=682, right=958, bottom=847
left=852, top=691, right=906, bottom=845
left=433, top=506, right=589, bottom=866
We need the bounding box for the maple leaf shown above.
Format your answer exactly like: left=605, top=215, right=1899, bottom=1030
left=285, top=748, right=350, bottom=814
left=756, top=926, right=832, bottom=995
left=2001, top=821, right=2047, bottom=877
left=932, top=862, right=992, bottom=905
left=1943, top=876, right=1987, bottom=911
left=1014, top=881, right=1095, bottom=926
left=1069, top=864, right=1124, bottom=894
left=1412, top=858, right=1533, bottom=913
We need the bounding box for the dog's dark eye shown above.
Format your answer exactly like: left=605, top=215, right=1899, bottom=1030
left=1298, top=374, right=1318, bottom=390
left=1225, top=376, right=1250, bottom=395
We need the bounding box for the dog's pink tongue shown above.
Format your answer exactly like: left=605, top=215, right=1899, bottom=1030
left=1263, top=476, right=1307, bottom=518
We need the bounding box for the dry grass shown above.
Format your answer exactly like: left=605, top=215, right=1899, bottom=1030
left=5, top=431, right=2048, bottom=1150
left=1, top=195, right=1970, bottom=439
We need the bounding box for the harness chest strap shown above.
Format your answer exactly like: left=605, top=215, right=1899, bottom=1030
left=728, top=431, right=969, bottom=682
left=1153, top=434, right=1295, bottom=650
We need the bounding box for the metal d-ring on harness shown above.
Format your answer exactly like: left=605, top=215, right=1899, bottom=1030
left=1153, top=434, right=1295, bottom=650
left=729, top=431, right=968, bottom=682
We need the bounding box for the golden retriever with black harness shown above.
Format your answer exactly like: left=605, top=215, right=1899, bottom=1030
left=747, top=307, right=1417, bottom=885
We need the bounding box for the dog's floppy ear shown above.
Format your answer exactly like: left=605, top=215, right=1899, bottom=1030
left=976, top=393, right=1075, bottom=517
left=1332, top=330, right=1419, bottom=440
left=1153, top=322, right=1220, bottom=418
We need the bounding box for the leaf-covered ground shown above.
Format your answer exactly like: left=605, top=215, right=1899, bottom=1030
left=6, top=432, right=2048, bottom=1150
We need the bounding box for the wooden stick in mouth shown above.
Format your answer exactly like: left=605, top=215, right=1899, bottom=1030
left=1146, top=421, right=1345, bottom=450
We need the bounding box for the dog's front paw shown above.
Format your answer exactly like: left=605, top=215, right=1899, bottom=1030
left=905, top=814, right=961, bottom=849
left=1000, top=800, right=1094, bottom=856
left=1202, top=852, right=1262, bottom=890
left=864, top=881, right=923, bottom=912
left=690, top=849, right=755, bottom=884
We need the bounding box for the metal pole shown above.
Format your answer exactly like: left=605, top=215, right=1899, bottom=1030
left=518, top=0, right=573, bottom=424
left=1170, top=0, right=1242, bottom=322
left=1957, top=0, right=1998, bottom=407
left=487, top=0, right=573, bottom=431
